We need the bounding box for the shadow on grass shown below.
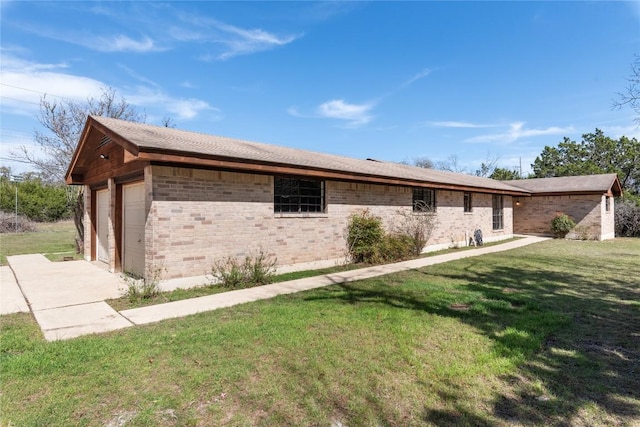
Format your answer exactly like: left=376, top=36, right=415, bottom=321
left=304, top=250, right=640, bottom=425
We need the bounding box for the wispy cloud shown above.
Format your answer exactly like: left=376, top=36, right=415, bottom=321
left=316, top=99, right=375, bottom=127
left=1, top=51, right=219, bottom=121
left=288, top=99, right=375, bottom=128
left=399, top=68, right=431, bottom=89
left=428, top=121, right=499, bottom=128
left=465, top=122, right=574, bottom=144
left=176, top=13, right=301, bottom=60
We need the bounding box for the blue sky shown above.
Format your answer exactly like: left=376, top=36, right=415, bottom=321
left=1, top=1, right=639, bottom=176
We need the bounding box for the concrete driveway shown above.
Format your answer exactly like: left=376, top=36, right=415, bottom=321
left=5, top=254, right=132, bottom=340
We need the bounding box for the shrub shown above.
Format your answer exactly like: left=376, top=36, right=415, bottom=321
left=615, top=199, right=640, bottom=237
left=0, top=178, right=73, bottom=222
left=124, top=267, right=163, bottom=303
left=372, top=233, right=415, bottom=263
left=550, top=213, right=575, bottom=237
left=346, top=209, right=384, bottom=263
left=211, top=250, right=277, bottom=289
left=0, top=211, right=37, bottom=233
left=392, top=201, right=437, bottom=255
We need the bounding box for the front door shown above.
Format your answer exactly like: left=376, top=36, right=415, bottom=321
left=123, top=182, right=145, bottom=277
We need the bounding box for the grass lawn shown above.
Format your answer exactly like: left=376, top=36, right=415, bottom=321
left=1, top=239, right=639, bottom=426
left=0, top=220, right=81, bottom=265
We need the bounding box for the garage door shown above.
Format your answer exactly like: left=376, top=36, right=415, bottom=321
left=96, top=189, right=109, bottom=263
left=123, top=182, right=146, bottom=277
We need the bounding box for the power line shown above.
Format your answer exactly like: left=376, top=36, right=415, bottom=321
left=1, top=83, right=68, bottom=99
left=0, top=95, right=40, bottom=106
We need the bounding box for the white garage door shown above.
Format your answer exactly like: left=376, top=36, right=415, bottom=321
left=96, top=189, right=109, bottom=263
left=123, top=182, right=146, bottom=277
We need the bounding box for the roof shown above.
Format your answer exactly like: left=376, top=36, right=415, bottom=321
left=66, top=115, right=531, bottom=195
left=504, top=174, right=622, bottom=197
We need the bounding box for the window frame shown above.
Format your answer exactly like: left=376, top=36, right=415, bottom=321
left=274, top=176, right=325, bottom=214
left=492, top=194, right=504, bottom=230
left=463, top=192, right=473, bottom=213
left=605, top=196, right=611, bottom=212
left=412, top=188, right=436, bottom=212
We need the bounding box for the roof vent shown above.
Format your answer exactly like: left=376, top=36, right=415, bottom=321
left=97, top=135, right=111, bottom=148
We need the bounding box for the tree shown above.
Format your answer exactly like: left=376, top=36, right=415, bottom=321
left=532, top=129, right=640, bottom=195
left=490, top=167, right=521, bottom=180
left=436, top=154, right=467, bottom=173
left=13, top=87, right=146, bottom=184
left=613, top=54, right=640, bottom=124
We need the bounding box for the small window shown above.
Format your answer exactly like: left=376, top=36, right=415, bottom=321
left=492, top=194, right=504, bottom=230
left=463, top=192, right=472, bottom=213
left=605, top=196, right=611, bottom=212
left=413, top=188, right=436, bottom=212
left=274, top=176, right=325, bottom=213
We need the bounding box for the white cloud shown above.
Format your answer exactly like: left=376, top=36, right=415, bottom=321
left=127, top=87, right=220, bottom=120
left=601, top=124, right=640, bottom=140
left=316, top=99, right=374, bottom=127
left=465, top=122, right=574, bottom=144
left=0, top=53, right=104, bottom=115
left=1, top=52, right=219, bottom=122
left=428, top=121, right=499, bottom=128
left=94, top=35, right=159, bottom=53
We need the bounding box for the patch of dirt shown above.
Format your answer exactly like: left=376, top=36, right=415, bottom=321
left=105, top=410, right=136, bottom=427
left=449, top=303, right=470, bottom=311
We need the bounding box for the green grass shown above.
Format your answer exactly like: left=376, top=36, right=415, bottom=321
left=0, top=220, right=78, bottom=265
left=108, top=238, right=524, bottom=311
left=2, top=238, right=639, bottom=426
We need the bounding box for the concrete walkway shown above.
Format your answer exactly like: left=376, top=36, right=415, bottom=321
left=4, top=236, right=549, bottom=341
left=4, top=254, right=131, bottom=341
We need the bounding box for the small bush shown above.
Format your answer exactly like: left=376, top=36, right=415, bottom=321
left=346, top=209, right=384, bottom=263
left=211, top=250, right=277, bottom=289
left=0, top=211, right=37, bottom=233
left=373, top=233, right=415, bottom=263
left=615, top=198, right=640, bottom=237
left=392, top=201, right=437, bottom=255
left=550, top=213, right=575, bottom=238
left=124, top=268, right=163, bottom=303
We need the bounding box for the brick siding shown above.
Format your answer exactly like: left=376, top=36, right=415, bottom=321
left=513, top=194, right=612, bottom=240
left=144, top=166, right=513, bottom=279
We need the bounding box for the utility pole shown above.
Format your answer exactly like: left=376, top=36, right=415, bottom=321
left=11, top=176, right=22, bottom=233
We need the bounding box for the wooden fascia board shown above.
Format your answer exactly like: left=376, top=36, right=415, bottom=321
left=528, top=190, right=610, bottom=197
left=65, top=116, right=94, bottom=184
left=138, top=151, right=530, bottom=196
left=65, top=117, right=142, bottom=184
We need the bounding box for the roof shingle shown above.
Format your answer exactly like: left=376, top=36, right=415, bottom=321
left=89, top=116, right=529, bottom=194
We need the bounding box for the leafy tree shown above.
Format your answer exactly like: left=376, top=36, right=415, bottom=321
left=13, top=87, right=146, bottom=184
left=490, top=167, right=522, bottom=180
left=0, top=175, right=72, bottom=222
left=532, top=129, right=640, bottom=195
left=613, top=54, right=640, bottom=124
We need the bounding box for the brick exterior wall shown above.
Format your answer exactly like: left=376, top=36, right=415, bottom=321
left=144, top=166, right=513, bottom=279
left=513, top=194, right=613, bottom=240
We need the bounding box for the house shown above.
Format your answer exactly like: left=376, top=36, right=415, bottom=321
left=506, top=174, right=622, bottom=240
left=65, top=116, right=620, bottom=280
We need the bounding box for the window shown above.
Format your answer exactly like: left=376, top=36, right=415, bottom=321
left=413, top=188, right=436, bottom=212
left=492, top=194, right=503, bottom=230
left=605, top=196, right=611, bottom=212
left=274, top=176, right=325, bottom=213
left=463, top=192, right=472, bottom=213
